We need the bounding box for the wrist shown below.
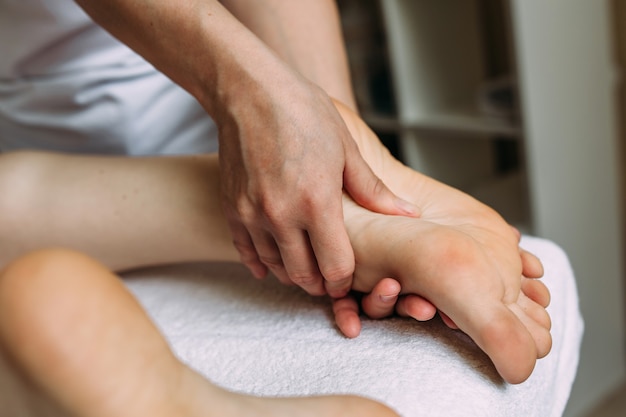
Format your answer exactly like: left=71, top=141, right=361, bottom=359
left=202, top=46, right=317, bottom=141
left=190, top=20, right=298, bottom=127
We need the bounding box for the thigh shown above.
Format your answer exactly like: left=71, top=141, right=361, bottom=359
left=0, top=348, right=67, bottom=417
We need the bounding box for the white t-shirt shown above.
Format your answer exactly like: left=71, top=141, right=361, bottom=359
left=0, top=0, right=218, bottom=155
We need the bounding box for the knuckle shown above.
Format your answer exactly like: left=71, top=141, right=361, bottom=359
left=258, top=254, right=284, bottom=269
left=235, top=199, right=258, bottom=223
left=370, top=176, right=388, bottom=199
left=262, top=200, right=298, bottom=230
left=232, top=240, right=258, bottom=262
left=261, top=202, right=286, bottom=226
left=320, top=262, right=354, bottom=283
left=289, top=270, right=321, bottom=287
left=223, top=195, right=257, bottom=224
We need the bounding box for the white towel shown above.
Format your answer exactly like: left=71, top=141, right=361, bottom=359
left=125, top=236, right=583, bottom=417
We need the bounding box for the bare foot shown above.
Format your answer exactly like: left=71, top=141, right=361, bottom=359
left=343, top=197, right=551, bottom=384
left=335, top=99, right=544, bottom=281
left=334, top=102, right=551, bottom=383
left=0, top=249, right=399, bottom=417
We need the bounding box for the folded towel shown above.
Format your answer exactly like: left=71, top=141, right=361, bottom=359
left=125, top=236, right=583, bottom=417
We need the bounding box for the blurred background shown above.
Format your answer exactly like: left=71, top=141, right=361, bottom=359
left=336, top=1, right=626, bottom=416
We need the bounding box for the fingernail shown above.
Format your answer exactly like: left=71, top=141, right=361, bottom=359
left=395, top=198, right=419, bottom=216
left=380, top=294, right=397, bottom=303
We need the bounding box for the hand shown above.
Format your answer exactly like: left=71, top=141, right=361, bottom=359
left=332, top=228, right=549, bottom=355
left=218, top=73, right=417, bottom=298
left=72, top=0, right=420, bottom=296
left=332, top=278, right=439, bottom=338
left=332, top=241, right=545, bottom=338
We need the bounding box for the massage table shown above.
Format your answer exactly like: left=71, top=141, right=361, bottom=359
left=125, top=236, right=583, bottom=417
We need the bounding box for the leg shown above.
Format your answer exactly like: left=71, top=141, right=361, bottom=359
left=334, top=99, right=545, bottom=280
left=0, top=249, right=399, bottom=417
left=0, top=150, right=550, bottom=383
left=0, top=149, right=540, bottom=284
left=0, top=150, right=430, bottom=338
left=0, top=152, right=235, bottom=270
left=333, top=101, right=551, bottom=383
left=343, top=196, right=551, bottom=384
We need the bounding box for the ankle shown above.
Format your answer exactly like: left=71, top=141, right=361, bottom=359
left=172, top=367, right=248, bottom=417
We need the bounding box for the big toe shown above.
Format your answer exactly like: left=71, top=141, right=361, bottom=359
left=464, top=305, right=538, bottom=384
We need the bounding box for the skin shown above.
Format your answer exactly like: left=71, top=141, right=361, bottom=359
left=72, top=0, right=418, bottom=298
left=0, top=148, right=430, bottom=339
left=0, top=3, right=551, bottom=414
left=0, top=103, right=551, bottom=384
left=66, top=0, right=445, bottom=336
left=333, top=102, right=551, bottom=383
left=0, top=249, right=401, bottom=417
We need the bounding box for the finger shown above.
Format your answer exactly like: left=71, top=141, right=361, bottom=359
left=332, top=295, right=362, bottom=338
left=521, top=277, right=551, bottom=308
left=307, top=204, right=355, bottom=298
left=226, top=217, right=268, bottom=279
left=360, top=278, right=401, bottom=319
left=395, top=294, right=438, bottom=321
left=520, top=248, right=544, bottom=279
left=247, top=227, right=293, bottom=287
left=439, top=311, right=459, bottom=329
left=343, top=140, right=420, bottom=217
left=275, top=227, right=326, bottom=296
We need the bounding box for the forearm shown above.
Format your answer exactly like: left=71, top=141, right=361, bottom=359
left=73, top=0, right=307, bottom=118
left=219, top=0, right=357, bottom=110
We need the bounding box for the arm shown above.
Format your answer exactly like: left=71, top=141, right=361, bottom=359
left=0, top=150, right=429, bottom=339
left=219, top=0, right=357, bottom=110
left=74, top=0, right=417, bottom=298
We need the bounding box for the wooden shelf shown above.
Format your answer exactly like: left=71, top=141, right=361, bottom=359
left=364, top=109, right=521, bottom=138
left=466, top=171, right=531, bottom=232
left=373, top=1, right=626, bottom=414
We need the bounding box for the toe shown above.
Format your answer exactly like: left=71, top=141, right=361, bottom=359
left=520, top=249, right=544, bottom=279
left=521, top=278, right=551, bottom=308
left=509, top=302, right=553, bottom=359
left=517, top=290, right=552, bottom=330
left=463, top=304, right=538, bottom=384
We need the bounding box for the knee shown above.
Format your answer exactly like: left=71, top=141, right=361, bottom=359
left=0, top=249, right=92, bottom=356
left=0, top=248, right=99, bottom=319
left=0, top=249, right=115, bottom=405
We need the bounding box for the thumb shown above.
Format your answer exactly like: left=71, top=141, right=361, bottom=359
left=343, top=148, right=420, bottom=217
